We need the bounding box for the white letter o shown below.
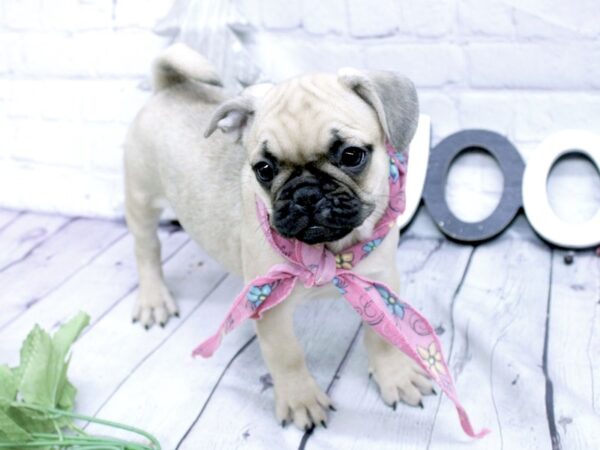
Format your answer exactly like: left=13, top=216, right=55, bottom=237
left=398, top=115, right=431, bottom=229
left=523, top=130, right=600, bottom=248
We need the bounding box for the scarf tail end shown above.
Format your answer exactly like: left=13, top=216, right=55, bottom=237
left=191, top=332, right=222, bottom=358
left=456, top=405, right=491, bottom=439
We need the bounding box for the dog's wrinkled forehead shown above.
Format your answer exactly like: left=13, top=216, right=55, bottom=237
left=248, top=74, right=383, bottom=164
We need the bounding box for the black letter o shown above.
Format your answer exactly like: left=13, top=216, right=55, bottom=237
left=423, top=130, right=525, bottom=243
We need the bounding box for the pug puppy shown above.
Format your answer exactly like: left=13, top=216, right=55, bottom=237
left=124, top=44, right=433, bottom=430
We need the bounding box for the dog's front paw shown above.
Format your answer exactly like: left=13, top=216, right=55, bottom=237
left=370, top=349, right=435, bottom=409
left=132, top=282, right=179, bottom=329
left=274, top=372, right=332, bottom=431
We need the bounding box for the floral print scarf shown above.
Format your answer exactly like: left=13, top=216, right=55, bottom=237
left=193, top=143, right=489, bottom=439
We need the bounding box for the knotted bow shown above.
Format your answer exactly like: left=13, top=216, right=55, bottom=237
left=193, top=144, right=489, bottom=439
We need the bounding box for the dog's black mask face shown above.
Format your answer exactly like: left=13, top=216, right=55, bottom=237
left=272, top=168, right=366, bottom=244
left=252, top=137, right=375, bottom=245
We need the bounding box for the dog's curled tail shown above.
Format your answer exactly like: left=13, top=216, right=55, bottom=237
left=152, top=43, right=223, bottom=92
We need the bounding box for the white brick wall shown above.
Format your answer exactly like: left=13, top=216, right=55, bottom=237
left=1, top=0, right=599, bottom=220
left=0, top=0, right=172, bottom=217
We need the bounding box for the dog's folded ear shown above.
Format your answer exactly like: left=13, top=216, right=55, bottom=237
left=204, top=83, right=273, bottom=141
left=204, top=97, right=253, bottom=140
left=338, top=68, right=419, bottom=152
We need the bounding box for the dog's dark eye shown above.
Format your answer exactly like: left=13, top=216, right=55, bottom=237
left=339, top=146, right=366, bottom=168
left=253, top=161, right=276, bottom=183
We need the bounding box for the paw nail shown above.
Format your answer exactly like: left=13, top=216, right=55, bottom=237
left=321, top=421, right=327, bottom=429
left=144, top=325, right=150, bottom=331
left=418, top=401, right=424, bottom=409
left=329, top=405, right=337, bottom=412
left=174, top=312, right=180, bottom=318
left=392, top=402, right=397, bottom=411
left=432, top=389, right=437, bottom=396
left=281, top=420, right=287, bottom=428
left=132, top=318, right=137, bottom=324
left=160, top=322, right=166, bottom=328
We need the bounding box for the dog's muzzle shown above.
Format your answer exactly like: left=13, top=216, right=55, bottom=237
left=272, top=175, right=368, bottom=244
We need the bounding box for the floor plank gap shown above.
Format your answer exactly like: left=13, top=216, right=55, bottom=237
left=174, top=336, right=258, bottom=450
left=543, top=248, right=561, bottom=450
left=425, top=245, right=475, bottom=449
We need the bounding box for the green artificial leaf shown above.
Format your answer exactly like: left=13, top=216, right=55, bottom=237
left=52, top=312, right=90, bottom=361
left=0, top=365, right=17, bottom=404
left=15, top=313, right=90, bottom=412
left=14, top=325, right=38, bottom=383
left=0, top=313, right=151, bottom=449
left=17, top=325, right=61, bottom=408
left=58, top=380, right=76, bottom=410
left=56, top=359, right=77, bottom=411
left=7, top=405, right=54, bottom=435
left=52, top=313, right=89, bottom=413
left=0, top=408, right=31, bottom=442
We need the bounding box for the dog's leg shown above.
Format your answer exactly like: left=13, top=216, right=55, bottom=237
left=363, top=272, right=435, bottom=408
left=364, top=326, right=435, bottom=408
left=125, top=171, right=178, bottom=329
left=255, top=296, right=332, bottom=430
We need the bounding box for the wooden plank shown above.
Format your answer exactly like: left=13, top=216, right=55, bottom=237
left=426, top=228, right=553, bottom=449
left=548, top=249, right=600, bottom=449
left=303, top=237, right=473, bottom=450
left=0, top=226, right=189, bottom=365
left=0, top=212, right=71, bottom=271
left=66, top=240, right=229, bottom=420
left=176, top=290, right=361, bottom=450
left=0, top=218, right=126, bottom=329
left=0, top=209, right=22, bottom=232
left=79, top=276, right=253, bottom=446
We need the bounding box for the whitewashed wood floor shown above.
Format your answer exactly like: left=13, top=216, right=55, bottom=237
left=0, top=207, right=599, bottom=450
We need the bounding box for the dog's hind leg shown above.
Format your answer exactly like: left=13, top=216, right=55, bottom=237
left=124, top=148, right=178, bottom=329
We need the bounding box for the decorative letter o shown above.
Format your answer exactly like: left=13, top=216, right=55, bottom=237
left=522, top=130, right=600, bottom=249
left=423, top=130, right=525, bottom=242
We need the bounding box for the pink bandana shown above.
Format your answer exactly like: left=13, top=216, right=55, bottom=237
left=193, top=144, right=489, bottom=439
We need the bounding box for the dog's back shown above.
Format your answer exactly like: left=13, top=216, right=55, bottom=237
left=124, top=45, right=245, bottom=280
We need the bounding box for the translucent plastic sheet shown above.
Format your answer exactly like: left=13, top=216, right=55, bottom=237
left=155, top=0, right=263, bottom=93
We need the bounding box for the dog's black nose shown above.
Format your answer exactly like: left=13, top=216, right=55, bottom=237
left=292, top=185, right=322, bottom=214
